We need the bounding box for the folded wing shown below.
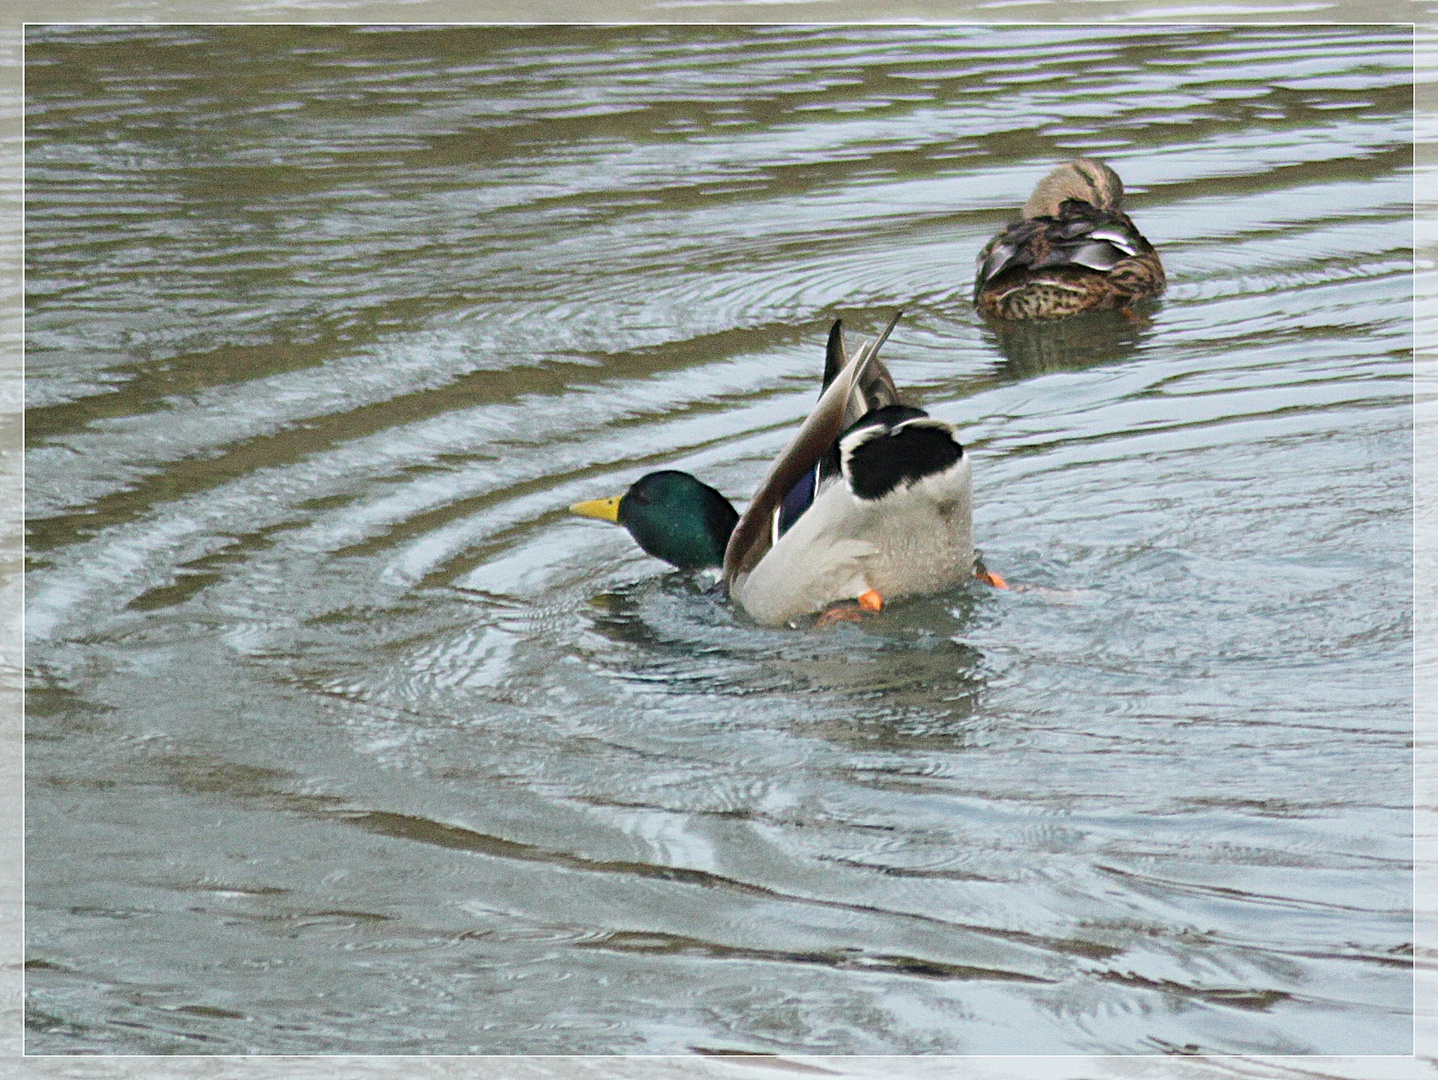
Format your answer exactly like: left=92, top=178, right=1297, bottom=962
left=973, top=205, right=1152, bottom=300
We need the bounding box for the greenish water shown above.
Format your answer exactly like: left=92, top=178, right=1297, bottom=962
left=24, top=24, right=1413, bottom=1055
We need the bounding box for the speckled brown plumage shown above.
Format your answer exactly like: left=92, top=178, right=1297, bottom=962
left=974, top=158, right=1165, bottom=321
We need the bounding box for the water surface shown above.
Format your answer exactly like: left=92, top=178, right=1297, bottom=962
left=24, top=24, right=1413, bottom=1055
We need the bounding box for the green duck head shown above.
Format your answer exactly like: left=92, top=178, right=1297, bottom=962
left=570, top=470, right=738, bottom=571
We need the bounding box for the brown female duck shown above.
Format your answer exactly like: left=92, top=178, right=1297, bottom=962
left=974, top=158, right=1164, bottom=321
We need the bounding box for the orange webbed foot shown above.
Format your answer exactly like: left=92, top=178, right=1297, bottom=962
left=815, top=589, right=884, bottom=625
left=974, top=567, right=1010, bottom=590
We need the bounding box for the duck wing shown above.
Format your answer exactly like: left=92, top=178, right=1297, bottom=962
left=821, top=316, right=902, bottom=414
left=974, top=203, right=1153, bottom=300
left=724, top=312, right=904, bottom=588
left=778, top=316, right=903, bottom=538
left=817, top=315, right=903, bottom=493
left=821, top=318, right=848, bottom=391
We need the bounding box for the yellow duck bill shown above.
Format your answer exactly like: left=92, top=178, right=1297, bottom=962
left=569, top=495, right=622, bottom=523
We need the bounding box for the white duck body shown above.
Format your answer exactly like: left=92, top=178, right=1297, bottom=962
left=722, top=314, right=974, bottom=626
left=731, top=430, right=972, bottom=625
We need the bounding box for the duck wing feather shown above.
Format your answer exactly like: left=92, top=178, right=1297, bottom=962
left=723, top=312, right=903, bottom=588
left=974, top=204, right=1153, bottom=298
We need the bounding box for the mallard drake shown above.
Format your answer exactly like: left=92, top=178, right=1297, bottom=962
left=570, top=314, right=976, bottom=625
left=974, top=158, right=1165, bottom=321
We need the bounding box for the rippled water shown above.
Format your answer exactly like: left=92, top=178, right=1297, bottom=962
left=23, top=24, right=1414, bottom=1056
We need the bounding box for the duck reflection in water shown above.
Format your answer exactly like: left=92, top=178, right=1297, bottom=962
left=582, top=574, right=987, bottom=747
left=982, top=308, right=1154, bottom=380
